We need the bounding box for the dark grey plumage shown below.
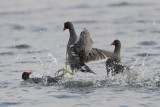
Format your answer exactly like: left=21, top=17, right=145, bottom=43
left=106, top=40, right=129, bottom=76
left=22, top=72, right=63, bottom=83
left=63, top=21, right=114, bottom=74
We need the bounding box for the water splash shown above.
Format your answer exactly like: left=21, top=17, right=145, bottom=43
left=19, top=51, right=160, bottom=89
left=16, top=52, right=60, bottom=77
left=47, top=53, right=57, bottom=65
left=104, top=53, right=160, bottom=88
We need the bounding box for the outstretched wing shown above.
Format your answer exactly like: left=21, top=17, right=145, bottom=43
left=84, top=48, right=117, bottom=63
left=74, top=28, right=93, bottom=58
left=74, top=28, right=119, bottom=63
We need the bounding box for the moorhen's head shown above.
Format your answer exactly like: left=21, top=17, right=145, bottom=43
left=63, top=21, right=73, bottom=31
left=110, top=39, right=121, bottom=58
left=110, top=39, right=121, bottom=47
left=22, top=72, right=32, bottom=80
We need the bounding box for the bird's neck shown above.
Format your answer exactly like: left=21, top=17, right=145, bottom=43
left=68, top=28, right=78, bottom=45
left=113, top=45, right=121, bottom=57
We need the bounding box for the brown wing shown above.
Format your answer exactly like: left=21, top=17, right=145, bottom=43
left=84, top=48, right=119, bottom=63
left=74, top=28, right=93, bottom=58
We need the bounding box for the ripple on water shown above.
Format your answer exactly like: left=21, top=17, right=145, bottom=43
left=25, top=50, right=49, bottom=54
left=136, top=28, right=147, bottom=32
left=52, top=94, right=80, bottom=99
left=10, top=44, right=31, bottom=49
left=0, top=81, right=11, bottom=88
left=0, top=102, right=21, bottom=106
left=67, top=4, right=90, bottom=9
left=150, top=30, right=160, bottom=34
left=138, top=41, right=157, bottom=46
left=108, top=2, right=131, bottom=7
left=31, top=27, right=48, bottom=32
left=74, top=103, right=91, bottom=107
left=0, top=24, right=24, bottom=31
left=0, top=52, right=15, bottom=56
left=108, top=2, right=152, bottom=7
left=0, top=7, right=51, bottom=16
left=73, top=20, right=98, bottom=24
left=12, top=24, right=25, bottom=31
left=136, top=53, right=160, bottom=57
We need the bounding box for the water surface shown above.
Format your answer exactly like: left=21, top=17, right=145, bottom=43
left=0, top=0, right=160, bottom=107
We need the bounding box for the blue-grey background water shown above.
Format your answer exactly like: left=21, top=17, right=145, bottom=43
left=0, top=0, right=160, bottom=107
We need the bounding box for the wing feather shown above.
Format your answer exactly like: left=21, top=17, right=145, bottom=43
left=84, top=48, right=118, bottom=63
left=74, top=28, right=119, bottom=63
left=74, top=28, right=93, bottom=58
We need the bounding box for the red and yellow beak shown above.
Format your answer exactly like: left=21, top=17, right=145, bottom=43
left=63, top=26, right=66, bottom=32
left=110, top=42, right=114, bottom=46
left=24, top=72, right=32, bottom=74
